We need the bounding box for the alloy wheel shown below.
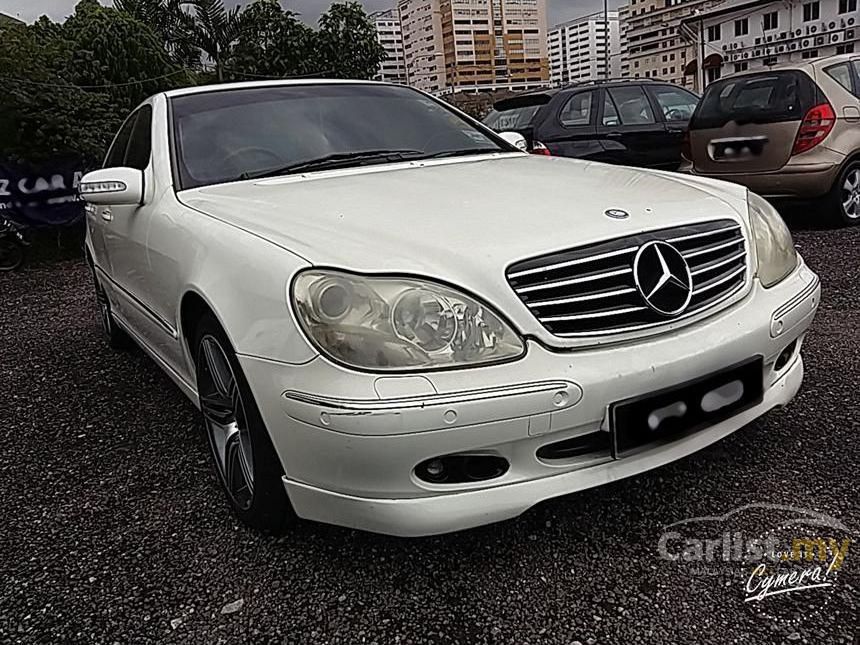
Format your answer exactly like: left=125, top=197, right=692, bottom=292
left=197, top=335, right=255, bottom=510
left=842, top=168, right=860, bottom=220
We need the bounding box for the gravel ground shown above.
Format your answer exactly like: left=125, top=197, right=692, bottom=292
left=0, top=222, right=857, bottom=645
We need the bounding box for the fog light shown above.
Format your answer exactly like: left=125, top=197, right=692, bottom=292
left=425, top=459, right=445, bottom=478
left=416, top=455, right=509, bottom=484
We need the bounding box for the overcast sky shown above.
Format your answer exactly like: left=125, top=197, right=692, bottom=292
left=1, top=0, right=625, bottom=28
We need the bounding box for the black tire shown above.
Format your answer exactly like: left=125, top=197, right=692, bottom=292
left=828, top=161, right=860, bottom=227
left=91, top=268, right=133, bottom=350
left=193, top=312, right=296, bottom=534
left=0, top=237, right=24, bottom=272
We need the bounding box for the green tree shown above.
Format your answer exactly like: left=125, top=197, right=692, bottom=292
left=113, top=0, right=200, bottom=68
left=228, top=0, right=315, bottom=79
left=63, top=0, right=183, bottom=113
left=182, top=0, right=244, bottom=82
left=316, top=2, right=387, bottom=80
left=0, top=0, right=185, bottom=167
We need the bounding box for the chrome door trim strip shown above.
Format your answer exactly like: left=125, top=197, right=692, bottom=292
left=94, top=265, right=178, bottom=338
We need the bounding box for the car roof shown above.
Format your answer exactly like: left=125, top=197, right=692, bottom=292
left=162, top=78, right=388, bottom=99
left=493, top=78, right=688, bottom=109
left=720, top=53, right=857, bottom=82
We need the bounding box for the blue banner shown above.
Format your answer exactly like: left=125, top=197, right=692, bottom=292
left=0, top=159, right=86, bottom=227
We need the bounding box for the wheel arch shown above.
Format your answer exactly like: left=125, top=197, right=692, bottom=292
left=179, top=289, right=235, bottom=366
left=830, top=151, right=860, bottom=192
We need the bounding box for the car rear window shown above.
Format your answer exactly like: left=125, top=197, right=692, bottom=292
left=484, top=104, right=542, bottom=130
left=690, top=71, right=822, bottom=129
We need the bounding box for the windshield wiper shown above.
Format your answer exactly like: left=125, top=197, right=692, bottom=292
left=238, top=149, right=426, bottom=180
left=418, top=148, right=504, bottom=160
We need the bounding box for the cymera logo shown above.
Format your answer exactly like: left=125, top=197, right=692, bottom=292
left=656, top=503, right=852, bottom=624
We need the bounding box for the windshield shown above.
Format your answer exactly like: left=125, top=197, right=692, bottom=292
left=170, top=83, right=509, bottom=189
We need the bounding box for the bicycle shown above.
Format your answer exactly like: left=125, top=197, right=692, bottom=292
left=0, top=215, right=29, bottom=271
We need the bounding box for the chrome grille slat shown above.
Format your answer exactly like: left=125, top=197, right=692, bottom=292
left=667, top=224, right=741, bottom=244
left=526, top=287, right=638, bottom=308
left=540, top=306, right=648, bottom=322
left=508, top=246, right=638, bottom=279
left=690, top=249, right=746, bottom=276
left=507, top=219, right=747, bottom=336
left=692, top=265, right=746, bottom=296
left=514, top=267, right=633, bottom=294
left=681, top=237, right=743, bottom=259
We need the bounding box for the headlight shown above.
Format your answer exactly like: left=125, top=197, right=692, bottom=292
left=291, top=270, right=525, bottom=371
left=747, top=191, right=797, bottom=288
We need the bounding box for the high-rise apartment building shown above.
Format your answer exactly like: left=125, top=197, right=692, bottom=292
left=548, top=11, right=621, bottom=86
left=371, top=9, right=407, bottom=84
left=397, top=0, right=550, bottom=95
left=620, top=0, right=722, bottom=90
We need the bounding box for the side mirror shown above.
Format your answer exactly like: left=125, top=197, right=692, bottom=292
left=79, top=167, right=143, bottom=206
left=497, top=131, right=528, bottom=151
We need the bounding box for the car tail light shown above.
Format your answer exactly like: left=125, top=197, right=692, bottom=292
left=791, top=102, right=835, bottom=156
left=531, top=141, right=551, bottom=156
left=681, top=129, right=692, bottom=161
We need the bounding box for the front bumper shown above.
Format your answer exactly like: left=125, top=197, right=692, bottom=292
left=239, top=262, right=820, bottom=536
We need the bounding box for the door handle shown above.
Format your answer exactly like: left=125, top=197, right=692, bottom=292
left=100, top=207, right=113, bottom=222
left=606, top=131, right=623, bottom=138
left=667, top=127, right=686, bottom=133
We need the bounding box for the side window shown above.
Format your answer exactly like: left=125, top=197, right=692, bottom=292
left=125, top=105, right=153, bottom=170
left=559, top=91, right=594, bottom=127
left=602, top=92, right=620, bottom=126
left=649, top=86, right=699, bottom=121
left=104, top=113, right=138, bottom=168
left=826, top=62, right=860, bottom=97
left=607, top=86, right=656, bottom=125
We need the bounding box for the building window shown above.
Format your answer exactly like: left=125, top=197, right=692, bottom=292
left=763, top=56, right=778, bottom=66
left=763, top=11, right=778, bottom=31
left=734, top=61, right=748, bottom=73
left=803, top=2, right=820, bottom=22
left=707, top=25, right=721, bottom=42
left=836, top=43, right=855, bottom=54
left=706, top=67, right=721, bottom=83
left=734, top=18, right=749, bottom=36
left=801, top=49, right=819, bottom=59
left=839, top=0, right=857, bottom=13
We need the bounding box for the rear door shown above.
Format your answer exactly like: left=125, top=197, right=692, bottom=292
left=688, top=71, right=821, bottom=174
left=645, top=84, right=700, bottom=169
left=535, top=89, right=603, bottom=159
left=597, top=85, right=670, bottom=168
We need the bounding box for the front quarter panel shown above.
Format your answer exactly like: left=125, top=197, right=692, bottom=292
left=176, top=205, right=317, bottom=378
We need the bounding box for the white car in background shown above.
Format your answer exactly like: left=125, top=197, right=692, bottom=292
left=81, top=81, right=819, bottom=537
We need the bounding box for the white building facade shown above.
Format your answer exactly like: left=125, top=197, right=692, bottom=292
left=371, top=9, right=407, bottom=85
left=681, top=0, right=859, bottom=88
left=548, top=11, right=621, bottom=86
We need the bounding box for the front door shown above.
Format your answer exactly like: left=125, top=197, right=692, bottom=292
left=99, top=104, right=185, bottom=370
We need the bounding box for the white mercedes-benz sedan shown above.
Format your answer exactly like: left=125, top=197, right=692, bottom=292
left=81, top=81, right=820, bottom=537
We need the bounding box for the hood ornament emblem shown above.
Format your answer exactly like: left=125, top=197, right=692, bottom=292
left=605, top=209, right=630, bottom=219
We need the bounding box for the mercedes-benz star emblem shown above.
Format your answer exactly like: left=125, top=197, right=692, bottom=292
left=633, top=241, right=693, bottom=316
left=605, top=208, right=630, bottom=219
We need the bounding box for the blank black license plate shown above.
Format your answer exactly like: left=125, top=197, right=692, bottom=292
left=611, top=357, right=763, bottom=456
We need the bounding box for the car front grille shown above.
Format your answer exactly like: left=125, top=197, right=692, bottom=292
left=506, top=219, right=747, bottom=336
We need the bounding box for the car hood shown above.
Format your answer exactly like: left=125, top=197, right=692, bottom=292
left=180, top=154, right=749, bottom=274
left=179, top=154, right=751, bottom=344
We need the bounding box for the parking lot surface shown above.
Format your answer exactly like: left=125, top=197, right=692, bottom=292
left=1, top=222, right=858, bottom=644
